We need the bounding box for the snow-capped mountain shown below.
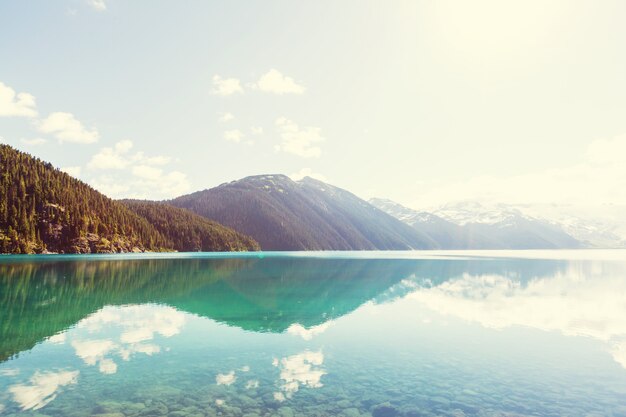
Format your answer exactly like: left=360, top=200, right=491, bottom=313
left=518, top=204, right=626, bottom=248
left=369, top=198, right=445, bottom=225
left=429, top=201, right=626, bottom=248
left=369, top=198, right=464, bottom=249
left=433, top=201, right=530, bottom=225
left=370, top=198, right=584, bottom=249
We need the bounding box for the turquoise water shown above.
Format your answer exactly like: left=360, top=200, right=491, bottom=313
left=0, top=251, right=626, bottom=416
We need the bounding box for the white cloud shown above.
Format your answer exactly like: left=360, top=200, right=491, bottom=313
left=61, top=166, right=82, bottom=178
left=20, top=138, right=47, bottom=146
left=87, top=0, right=106, bottom=11
left=86, top=140, right=187, bottom=198
left=132, top=165, right=162, bottom=180
left=255, top=69, right=305, bottom=95
left=88, top=140, right=133, bottom=170
left=142, top=170, right=190, bottom=198
left=218, top=112, right=235, bottom=122
left=38, top=112, right=98, bottom=144
left=250, top=126, right=263, bottom=135
left=289, top=168, right=327, bottom=182
left=0, top=82, right=37, bottom=117
left=224, top=129, right=245, bottom=143
left=114, top=139, right=133, bottom=153
left=134, top=152, right=170, bottom=166
left=274, top=117, right=324, bottom=158
left=92, top=171, right=189, bottom=199
left=9, top=370, right=79, bottom=411
left=216, top=371, right=236, bottom=386
left=212, top=75, right=243, bottom=96
left=412, top=133, right=626, bottom=209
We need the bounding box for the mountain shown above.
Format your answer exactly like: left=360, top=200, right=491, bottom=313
left=0, top=145, right=258, bottom=254
left=169, top=174, right=436, bottom=250
left=369, top=198, right=470, bottom=248
left=121, top=200, right=259, bottom=251
left=518, top=204, right=626, bottom=248
left=434, top=201, right=602, bottom=248
left=431, top=200, right=626, bottom=248
left=370, top=198, right=583, bottom=249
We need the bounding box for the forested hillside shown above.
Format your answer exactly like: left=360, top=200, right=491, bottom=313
left=0, top=145, right=258, bottom=253
left=121, top=200, right=259, bottom=251
left=0, top=145, right=171, bottom=253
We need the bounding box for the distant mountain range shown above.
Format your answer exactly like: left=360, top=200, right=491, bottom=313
left=370, top=198, right=626, bottom=249
left=1, top=144, right=622, bottom=253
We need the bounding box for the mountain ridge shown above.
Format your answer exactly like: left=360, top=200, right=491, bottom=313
left=369, top=197, right=583, bottom=249
left=169, top=174, right=437, bottom=251
left=2, top=144, right=617, bottom=253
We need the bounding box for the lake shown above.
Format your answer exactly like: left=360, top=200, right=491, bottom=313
left=1, top=251, right=625, bottom=417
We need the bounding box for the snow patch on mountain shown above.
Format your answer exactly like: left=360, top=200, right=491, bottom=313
left=428, top=201, right=626, bottom=248
left=433, top=201, right=533, bottom=226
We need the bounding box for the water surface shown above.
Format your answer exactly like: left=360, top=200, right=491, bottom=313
left=1, top=251, right=625, bottom=417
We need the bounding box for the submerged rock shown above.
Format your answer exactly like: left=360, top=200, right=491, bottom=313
left=341, top=407, right=362, bottom=417
left=372, top=402, right=399, bottom=417
left=90, top=413, right=125, bottom=417
left=277, top=407, right=295, bottom=417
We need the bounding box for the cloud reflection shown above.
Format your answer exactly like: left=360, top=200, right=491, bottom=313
left=70, top=305, right=185, bottom=374
left=216, top=371, right=236, bottom=386
left=273, top=350, right=325, bottom=401
left=72, top=339, right=116, bottom=366
left=46, top=333, right=66, bottom=345
left=286, top=322, right=333, bottom=340
left=0, top=368, right=19, bottom=377
left=406, top=265, right=626, bottom=369
left=245, top=379, right=259, bottom=389
left=8, top=370, right=79, bottom=410
left=611, top=342, right=626, bottom=369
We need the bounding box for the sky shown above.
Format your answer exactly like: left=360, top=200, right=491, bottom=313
left=1, top=0, right=626, bottom=209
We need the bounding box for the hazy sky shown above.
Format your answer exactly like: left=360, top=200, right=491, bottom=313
left=1, top=0, right=626, bottom=208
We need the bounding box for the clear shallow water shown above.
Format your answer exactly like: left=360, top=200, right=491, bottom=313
left=0, top=251, right=625, bottom=417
